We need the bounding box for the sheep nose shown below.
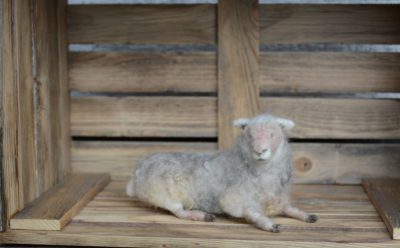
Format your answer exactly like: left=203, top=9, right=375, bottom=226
left=261, top=149, right=269, bottom=153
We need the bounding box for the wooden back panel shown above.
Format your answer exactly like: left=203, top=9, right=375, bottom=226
left=1, top=0, right=70, bottom=229
left=67, top=3, right=400, bottom=185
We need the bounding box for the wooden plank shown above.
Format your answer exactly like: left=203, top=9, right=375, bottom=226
left=69, top=52, right=400, bottom=94
left=70, top=96, right=217, bottom=137
left=260, top=52, right=400, bottom=93
left=71, top=96, right=400, bottom=139
left=69, top=52, right=217, bottom=93
left=32, top=0, right=70, bottom=192
left=56, top=0, right=71, bottom=180
left=363, top=178, right=400, bottom=240
left=2, top=0, right=22, bottom=227
left=218, top=0, right=260, bottom=149
left=10, top=173, right=110, bottom=231
left=14, top=0, right=38, bottom=205
left=71, top=141, right=400, bottom=184
left=260, top=5, right=400, bottom=44
left=68, top=5, right=216, bottom=45
left=1, top=183, right=399, bottom=247
left=0, top=0, right=4, bottom=232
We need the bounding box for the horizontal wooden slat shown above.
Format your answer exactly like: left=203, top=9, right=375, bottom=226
left=71, top=96, right=400, bottom=139
left=2, top=182, right=399, bottom=247
left=10, top=173, right=110, bottom=231
left=71, top=96, right=217, bottom=137
left=260, top=5, right=400, bottom=44
left=69, top=52, right=217, bottom=93
left=68, top=5, right=216, bottom=45
left=69, top=52, right=400, bottom=93
left=71, top=141, right=400, bottom=184
left=68, top=5, right=400, bottom=45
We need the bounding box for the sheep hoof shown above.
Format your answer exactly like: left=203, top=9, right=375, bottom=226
left=306, top=214, right=318, bottom=223
left=271, top=224, right=281, bottom=233
left=204, top=213, right=216, bottom=222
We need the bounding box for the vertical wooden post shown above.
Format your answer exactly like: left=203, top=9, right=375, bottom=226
left=218, top=0, right=260, bottom=150
left=1, top=0, right=70, bottom=230
left=0, top=0, right=5, bottom=232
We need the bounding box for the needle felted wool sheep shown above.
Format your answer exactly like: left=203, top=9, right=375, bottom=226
left=126, top=114, right=318, bottom=232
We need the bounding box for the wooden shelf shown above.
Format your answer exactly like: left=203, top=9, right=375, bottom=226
left=1, top=181, right=398, bottom=247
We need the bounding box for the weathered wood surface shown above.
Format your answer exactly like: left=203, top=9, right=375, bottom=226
left=218, top=0, right=260, bottom=149
left=0, top=0, right=5, bottom=233
left=10, top=173, right=110, bottom=231
left=68, top=5, right=216, bottom=45
left=69, top=52, right=400, bottom=93
left=71, top=141, right=400, bottom=184
left=71, top=96, right=400, bottom=139
left=1, top=182, right=398, bottom=247
left=363, top=178, right=400, bottom=240
left=260, top=5, right=400, bottom=44
left=67, top=5, right=400, bottom=45
left=71, top=96, right=217, bottom=137
left=1, top=0, right=70, bottom=229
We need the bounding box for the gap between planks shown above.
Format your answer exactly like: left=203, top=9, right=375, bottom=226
left=10, top=173, right=110, bottom=231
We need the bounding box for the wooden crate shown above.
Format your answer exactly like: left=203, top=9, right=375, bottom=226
left=1, top=0, right=400, bottom=246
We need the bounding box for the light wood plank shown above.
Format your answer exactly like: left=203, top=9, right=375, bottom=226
left=68, top=5, right=216, bottom=45
left=218, top=0, right=260, bottom=149
left=10, top=173, right=110, bottom=231
left=1, top=182, right=398, bottom=247
left=70, top=96, right=217, bottom=137
left=260, top=5, right=400, bottom=44
left=69, top=52, right=400, bottom=93
left=71, top=96, right=400, bottom=139
left=14, top=0, right=38, bottom=205
left=71, top=141, right=400, bottom=184
left=260, top=52, right=400, bottom=93
left=69, top=52, right=217, bottom=93
left=363, top=178, right=400, bottom=240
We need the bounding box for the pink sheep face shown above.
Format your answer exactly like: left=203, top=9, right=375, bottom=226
left=248, top=123, right=283, bottom=161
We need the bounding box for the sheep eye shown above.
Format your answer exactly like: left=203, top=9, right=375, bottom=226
left=270, top=133, right=275, bottom=138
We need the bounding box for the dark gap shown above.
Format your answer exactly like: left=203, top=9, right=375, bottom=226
left=289, top=138, right=400, bottom=144
left=260, top=44, right=400, bottom=53
left=72, top=136, right=218, bottom=143
left=70, top=91, right=217, bottom=97
left=69, top=44, right=217, bottom=53
left=70, top=91, right=400, bottom=99
left=260, top=92, right=400, bottom=99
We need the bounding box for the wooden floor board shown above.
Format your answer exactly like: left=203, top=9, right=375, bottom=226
left=1, top=181, right=398, bottom=247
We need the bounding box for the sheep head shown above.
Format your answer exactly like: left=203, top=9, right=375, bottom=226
left=233, top=114, right=294, bottom=162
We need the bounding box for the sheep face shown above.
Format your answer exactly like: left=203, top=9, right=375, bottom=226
left=244, top=122, right=283, bottom=162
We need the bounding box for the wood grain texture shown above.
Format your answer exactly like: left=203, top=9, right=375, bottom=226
left=68, top=5, right=216, bottom=45
left=10, top=173, right=110, bottom=231
left=71, top=96, right=400, bottom=139
left=32, top=0, right=71, bottom=191
left=69, top=52, right=217, bottom=93
left=2, top=0, right=23, bottom=226
left=71, top=96, right=217, bottom=137
left=218, top=0, right=260, bottom=149
left=69, top=51, right=400, bottom=94
left=260, top=52, right=400, bottom=93
left=363, top=178, right=400, bottom=240
left=1, top=182, right=398, bottom=247
left=14, top=0, right=38, bottom=206
left=260, top=5, right=400, bottom=44
left=0, top=0, right=4, bottom=232
left=71, top=141, right=400, bottom=184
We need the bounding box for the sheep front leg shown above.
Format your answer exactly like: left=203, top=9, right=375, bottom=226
left=282, top=205, right=318, bottom=223
left=244, top=208, right=281, bottom=233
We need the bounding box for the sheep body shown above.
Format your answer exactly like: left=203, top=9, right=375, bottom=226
left=127, top=114, right=318, bottom=232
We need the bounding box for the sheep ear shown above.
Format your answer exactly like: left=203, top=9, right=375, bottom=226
left=276, top=117, right=295, bottom=130
left=233, top=118, right=250, bottom=129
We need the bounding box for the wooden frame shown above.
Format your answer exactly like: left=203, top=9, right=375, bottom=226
left=1, top=0, right=400, bottom=246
